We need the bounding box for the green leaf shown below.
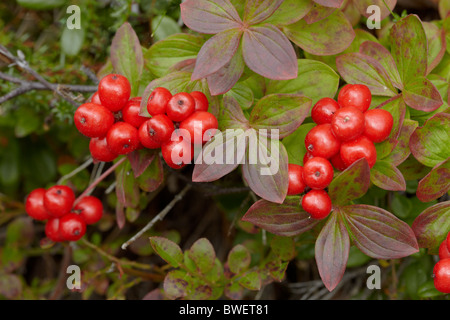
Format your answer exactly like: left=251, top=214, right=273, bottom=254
left=390, top=15, right=428, bottom=85
left=423, top=22, right=446, bottom=74
left=384, top=119, right=418, bottom=166
left=270, top=236, right=295, bottom=261
left=204, top=259, right=225, bottom=284
left=224, top=281, right=244, bottom=300
left=412, top=201, right=450, bottom=250
left=149, top=236, right=184, bottom=268
left=418, top=280, right=444, bottom=298
left=283, top=10, right=355, bottom=56
left=136, top=155, right=164, bottom=193
left=370, top=160, right=406, bottom=191
left=224, top=82, right=254, bottom=110
left=409, top=112, right=450, bottom=167
left=264, top=0, right=313, bottom=26
left=115, top=161, right=139, bottom=207
left=188, top=238, right=216, bottom=274
left=249, top=94, right=311, bottom=139
left=163, top=269, right=189, bottom=300
left=145, top=33, right=203, bottom=78
left=61, top=27, right=85, bottom=57
left=282, top=123, right=316, bottom=165
left=227, top=244, right=251, bottom=274
left=328, top=158, right=371, bottom=206
left=266, top=59, right=340, bottom=105
left=243, top=0, right=283, bottom=25
left=416, top=158, right=450, bottom=202
left=403, top=76, right=443, bottom=112
left=110, top=22, right=144, bottom=96
left=17, top=0, right=66, bottom=10
left=151, top=15, right=181, bottom=42
left=238, top=270, right=261, bottom=290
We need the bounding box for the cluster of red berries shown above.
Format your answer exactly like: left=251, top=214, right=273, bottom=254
left=74, top=74, right=218, bottom=169
left=287, top=84, right=394, bottom=220
left=434, top=231, right=450, bottom=293
left=25, top=186, right=103, bottom=242
left=143, top=87, right=218, bottom=169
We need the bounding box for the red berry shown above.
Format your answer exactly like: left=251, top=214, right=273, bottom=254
left=340, top=135, right=377, bottom=168
left=90, top=91, right=102, bottom=105
left=331, top=106, right=365, bottom=142
left=138, top=120, right=161, bottom=149
left=439, top=240, right=450, bottom=260
left=74, top=103, right=115, bottom=138
left=25, top=188, right=52, bottom=221
left=161, top=131, right=194, bottom=169
left=433, top=259, right=450, bottom=294
left=363, top=109, right=394, bottom=143
left=45, top=218, right=63, bottom=242
left=303, top=151, right=314, bottom=165
left=179, top=111, right=218, bottom=145
left=98, top=74, right=131, bottom=112
left=43, top=185, right=75, bottom=217
left=330, top=153, right=348, bottom=171
left=74, top=196, right=103, bottom=225
left=287, top=164, right=306, bottom=195
left=338, top=84, right=372, bottom=113
left=190, top=91, right=209, bottom=112
left=305, top=124, right=341, bottom=159
left=106, top=122, right=140, bottom=155
left=147, top=87, right=172, bottom=116
left=166, top=92, right=195, bottom=122
left=122, top=97, right=147, bottom=128
left=447, top=232, right=450, bottom=255
left=311, top=98, right=340, bottom=125
left=301, top=189, right=332, bottom=220
left=147, top=114, right=175, bottom=144
left=302, top=157, right=334, bottom=190
left=89, top=137, right=118, bottom=162
left=59, top=213, right=87, bottom=242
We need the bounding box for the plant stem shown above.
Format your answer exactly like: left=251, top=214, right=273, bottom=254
left=121, top=184, right=192, bottom=250
left=57, top=158, right=93, bottom=185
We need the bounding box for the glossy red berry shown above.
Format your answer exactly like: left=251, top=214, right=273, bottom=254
left=161, top=131, right=194, bottom=169
left=331, top=106, right=365, bottom=142
left=122, top=97, right=147, bottom=128
left=90, top=91, right=102, bottom=105
left=98, top=74, right=131, bottom=112
left=338, top=84, right=372, bottom=113
left=190, top=91, right=209, bottom=112
left=25, top=188, right=52, bottom=221
left=138, top=120, right=161, bottom=149
left=439, top=240, right=450, bottom=260
left=166, top=92, right=195, bottom=122
left=74, top=196, right=103, bottom=225
left=447, top=232, right=450, bottom=256
left=147, top=114, right=175, bottom=144
left=59, top=213, right=87, bottom=242
left=147, top=87, right=172, bottom=116
left=330, top=153, right=347, bottom=171
left=363, top=109, right=394, bottom=143
left=287, top=164, right=306, bottom=195
left=74, top=103, right=115, bottom=138
left=301, top=189, right=332, bottom=220
left=305, top=124, right=341, bottom=159
left=179, top=111, right=218, bottom=145
left=433, top=258, right=450, bottom=294
left=303, top=151, right=314, bottom=165
left=43, top=185, right=75, bottom=217
left=311, top=98, right=340, bottom=125
left=45, top=218, right=63, bottom=242
left=89, top=137, right=118, bottom=162
left=340, top=135, right=377, bottom=168
left=303, top=157, right=334, bottom=190
left=106, top=122, right=140, bottom=155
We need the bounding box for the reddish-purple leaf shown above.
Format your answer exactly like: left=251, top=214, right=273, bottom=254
left=242, top=136, right=289, bottom=204
left=412, top=201, right=450, bottom=250
left=402, top=77, right=444, bottom=112
left=168, top=58, right=196, bottom=73
left=424, top=22, right=446, bottom=74
left=417, top=158, right=450, bottom=202
left=249, top=94, right=312, bottom=139
left=328, top=158, right=371, bottom=206
left=116, top=201, right=125, bottom=229
left=243, top=0, right=284, bottom=25
left=409, top=112, right=450, bottom=167
left=207, top=49, right=245, bottom=95
left=315, top=211, right=350, bottom=292
left=218, top=95, right=250, bottom=131
left=370, top=160, right=406, bottom=191
left=191, top=28, right=242, bottom=80
left=126, top=149, right=156, bottom=178
left=313, top=0, right=343, bottom=8
left=242, top=198, right=320, bottom=236
left=360, top=41, right=402, bottom=89
left=180, top=0, right=242, bottom=34
left=242, top=24, right=298, bottom=80
left=384, top=119, right=418, bottom=166
left=137, top=155, right=164, bottom=193
left=0, top=274, right=22, bottom=299
left=336, top=52, right=397, bottom=96
left=303, top=4, right=336, bottom=24
left=342, top=204, right=419, bottom=259
left=115, top=161, right=140, bottom=207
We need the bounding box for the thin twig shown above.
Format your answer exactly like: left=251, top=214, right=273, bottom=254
left=57, top=158, right=93, bottom=185
left=48, top=244, right=73, bottom=300
left=121, top=184, right=192, bottom=250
